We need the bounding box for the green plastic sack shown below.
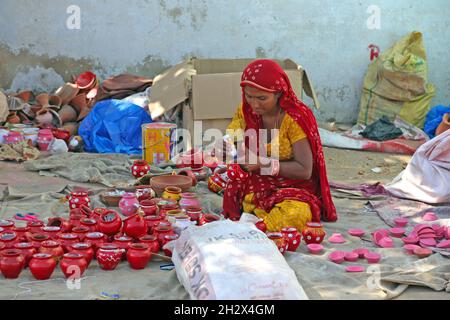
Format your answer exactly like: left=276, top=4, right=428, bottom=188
left=358, top=31, right=435, bottom=128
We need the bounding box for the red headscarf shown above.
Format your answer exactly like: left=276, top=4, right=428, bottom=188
left=222, top=59, right=337, bottom=223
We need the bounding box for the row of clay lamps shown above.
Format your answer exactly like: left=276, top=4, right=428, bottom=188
left=0, top=200, right=218, bottom=280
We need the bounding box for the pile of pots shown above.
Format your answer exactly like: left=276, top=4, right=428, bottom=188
left=0, top=188, right=219, bottom=280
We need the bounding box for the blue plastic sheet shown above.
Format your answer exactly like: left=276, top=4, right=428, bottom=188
left=79, top=99, right=152, bottom=154
left=424, top=105, right=450, bottom=138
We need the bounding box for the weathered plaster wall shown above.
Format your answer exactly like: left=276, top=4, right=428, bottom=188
left=0, top=0, right=449, bottom=122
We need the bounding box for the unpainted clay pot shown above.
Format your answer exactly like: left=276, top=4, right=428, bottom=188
left=35, top=108, right=53, bottom=126
left=435, top=113, right=450, bottom=136
left=58, top=104, right=78, bottom=123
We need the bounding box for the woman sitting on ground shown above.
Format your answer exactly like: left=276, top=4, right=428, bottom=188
left=221, top=59, right=337, bottom=232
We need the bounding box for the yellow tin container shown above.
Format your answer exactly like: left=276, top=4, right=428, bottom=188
left=142, top=122, right=177, bottom=165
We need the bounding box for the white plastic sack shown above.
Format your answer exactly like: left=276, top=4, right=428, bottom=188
left=386, top=129, right=450, bottom=203
left=169, top=219, right=309, bottom=300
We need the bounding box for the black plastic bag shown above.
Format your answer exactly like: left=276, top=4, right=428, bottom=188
left=360, top=116, right=403, bottom=141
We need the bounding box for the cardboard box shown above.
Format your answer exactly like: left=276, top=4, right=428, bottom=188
left=148, top=58, right=320, bottom=148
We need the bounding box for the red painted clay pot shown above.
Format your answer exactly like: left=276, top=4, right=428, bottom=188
left=79, top=204, right=92, bottom=218
left=267, top=232, right=288, bottom=255
left=37, top=128, right=54, bottom=151
left=112, top=234, right=134, bottom=260
left=302, top=222, right=326, bottom=245
left=198, top=213, right=220, bottom=226
left=84, top=232, right=107, bottom=253
left=98, top=210, right=122, bottom=236
left=140, top=199, right=159, bottom=216
left=57, top=233, right=80, bottom=253
left=69, top=243, right=94, bottom=266
left=131, top=160, right=150, bottom=179
left=0, top=220, right=14, bottom=230
left=71, top=226, right=90, bottom=242
left=48, top=217, right=71, bottom=233
left=127, top=243, right=152, bottom=269
left=12, top=226, right=31, bottom=243
left=135, top=185, right=155, bottom=202
left=281, top=227, right=301, bottom=252
left=96, top=244, right=123, bottom=271
left=139, top=235, right=160, bottom=254
left=28, top=233, right=50, bottom=250
left=60, top=253, right=88, bottom=278
left=179, top=192, right=201, bottom=209
left=184, top=206, right=202, bottom=224
left=91, top=207, right=107, bottom=222
left=144, top=215, right=162, bottom=235
left=40, top=226, right=61, bottom=240
left=27, top=220, right=44, bottom=233
left=122, top=214, right=147, bottom=239
left=0, top=249, right=25, bottom=279
left=162, top=234, right=179, bottom=257
left=39, top=240, right=64, bottom=262
left=154, top=225, right=175, bottom=246
left=14, top=242, right=36, bottom=267
left=29, top=253, right=57, bottom=280
left=66, top=191, right=91, bottom=210
left=80, top=218, right=98, bottom=233
left=0, top=231, right=18, bottom=249
left=69, top=213, right=83, bottom=229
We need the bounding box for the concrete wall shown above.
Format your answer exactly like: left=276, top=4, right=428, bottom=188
left=1, top=0, right=449, bottom=123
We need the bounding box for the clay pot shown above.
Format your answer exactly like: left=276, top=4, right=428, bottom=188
left=12, top=226, right=31, bottom=243
left=15, top=91, right=34, bottom=103
left=55, top=83, right=80, bottom=105
left=29, top=253, right=57, bottom=280
left=80, top=204, right=92, bottom=217
left=60, top=253, right=88, bottom=278
left=71, top=226, right=90, bottom=242
left=179, top=192, right=201, bottom=209
left=6, top=111, right=21, bottom=124
left=40, top=226, right=61, bottom=240
left=96, top=244, right=123, bottom=271
left=162, top=186, right=182, bottom=201
left=281, top=227, right=301, bottom=252
left=191, top=167, right=209, bottom=182
left=131, top=160, right=150, bottom=178
left=39, top=240, right=64, bottom=262
left=13, top=242, right=36, bottom=267
left=76, top=71, right=96, bottom=90
left=122, top=214, right=147, bottom=239
left=80, top=218, right=98, bottom=233
left=48, top=95, right=62, bottom=109
left=267, top=232, right=288, bottom=255
left=127, top=243, right=151, bottom=269
left=0, top=231, right=18, bottom=249
left=98, top=210, right=122, bottom=236
left=207, top=167, right=228, bottom=194
left=35, top=108, right=53, bottom=126
left=57, top=104, right=78, bottom=124
left=144, top=215, right=162, bottom=235
left=139, top=235, right=160, bottom=254
left=157, top=199, right=179, bottom=216
left=119, top=193, right=140, bottom=217
left=57, top=233, right=80, bottom=253
left=135, top=185, right=155, bottom=202
left=162, top=234, right=179, bottom=257
left=28, top=233, right=50, bottom=250
left=67, top=191, right=91, bottom=211
left=153, top=225, right=175, bottom=246
left=70, top=93, right=91, bottom=121
left=37, top=128, right=54, bottom=151
left=184, top=206, right=202, bottom=223
left=84, top=232, right=107, bottom=253
left=27, top=220, right=44, bottom=233
left=150, top=175, right=193, bottom=197
left=69, top=243, right=94, bottom=266
left=48, top=217, right=71, bottom=233
left=140, top=199, right=159, bottom=216
left=51, top=128, right=71, bottom=144
left=4, top=130, right=24, bottom=144
left=35, top=93, right=49, bottom=107
left=68, top=214, right=83, bottom=229
left=91, top=207, right=107, bottom=222
left=62, top=122, right=79, bottom=136
left=112, top=234, right=134, bottom=260
left=0, top=249, right=25, bottom=279
left=302, top=222, right=326, bottom=245
left=436, top=113, right=450, bottom=136
left=0, top=220, right=15, bottom=230
left=198, top=213, right=220, bottom=226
